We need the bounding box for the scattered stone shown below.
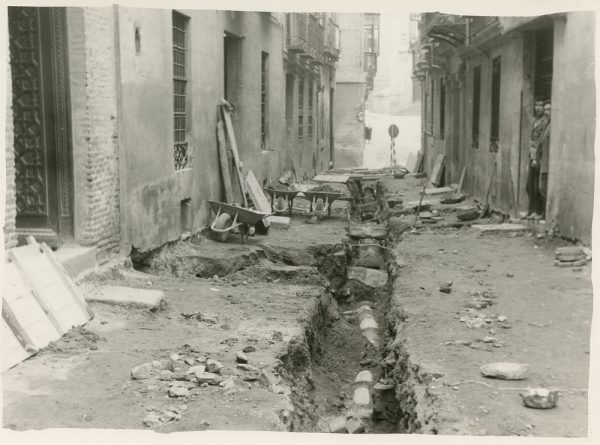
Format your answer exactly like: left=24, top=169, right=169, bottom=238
left=187, top=365, right=206, bottom=375
left=131, top=363, right=153, bottom=380
left=328, top=416, right=348, bottom=433
left=272, top=331, right=284, bottom=341
left=168, top=386, right=189, bottom=397
left=237, top=363, right=259, bottom=372
left=482, top=336, right=495, bottom=343
left=160, top=410, right=178, bottom=422
left=262, top=369, right=279, bottom=388
left=143, top=412, right=161, bottom=427
left=439, top=281, right=453, bottom=293
left=520, top=388, right=559, bottom=409
left=170, top=353, right=181, bottom=362
left=506, top=273, right=514, bottom=278
left=348, top=267, right=388, bottom=289
left=497, top=315, right=507, bottom=322
left=159, top=370, right=174, bottom=380
left=236, top=352, right=249, bottom=364
left=184, top=358, right=197, bottom=366
left=195, top=371, right=224, bottom=386
left=87, top=286, right=166, bottom=310
left=480, top=362, right=529, bottom=380
left=242, top=346, right=256, bottom=353
left=346, top=417, right=365, bottom=434
left=206, top=359, right=224, bottom=374
left=146, top=384, right=159, bottom=391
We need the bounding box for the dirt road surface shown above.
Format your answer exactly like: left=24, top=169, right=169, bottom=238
left=2, top=176, right=592, bottom=438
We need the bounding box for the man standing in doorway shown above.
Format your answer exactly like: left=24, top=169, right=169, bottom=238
left=526, top=98, right=549, bottom=219
left=537, top=101, right=551, bottom=218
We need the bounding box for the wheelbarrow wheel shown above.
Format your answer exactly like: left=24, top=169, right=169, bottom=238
left=315, top=198, right=324, bottom=212
left=213, top=213, right=231, bottom=242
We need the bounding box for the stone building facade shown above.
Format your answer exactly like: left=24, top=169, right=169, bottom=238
left=4, top=7, right=341, bottom=256
left=333, top=13, right=380, bottom=168
left=415, top=12, right=595, bottom=243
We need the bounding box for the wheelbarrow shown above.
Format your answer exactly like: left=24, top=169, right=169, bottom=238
left=300, top=190, right=344, bottom=217
left=208, top=200, right=271, bottom=243
left=264, top=186, right=301, bottom=216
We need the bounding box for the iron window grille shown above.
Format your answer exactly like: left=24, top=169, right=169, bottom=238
left=298, top=76, right=304, bottom=142
left=261, top=51, right=269, bottom=150
left=173, top=11, right=190, bottom=170
left=308, top=80, right=314, bottom=140
left=440, top=79, right=445, bottom=139
left=490, top=56, right=501, bottom=153
left=472, top=65, right=481, bottom=149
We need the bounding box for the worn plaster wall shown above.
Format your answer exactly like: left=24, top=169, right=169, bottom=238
left=334, top=13, right=366, bottom=168
left=67, top=7, right=121, bottom=254
left=116, top=9, right=287, bottom=252
left=547, top=13, right=595, bottom=243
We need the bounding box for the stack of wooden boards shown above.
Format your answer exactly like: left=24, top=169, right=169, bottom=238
left=553, top=246, right=591, bottom=268
left=2, top=237, right=93, bottom=371
left=217, top=100, right=272, bottom=228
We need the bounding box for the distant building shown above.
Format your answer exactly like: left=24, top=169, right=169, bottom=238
left=415, top=13, right=595, bottom=243
left=333, top=13, right=380, bottom=168
left=369, top=13, right=420, bottom=115
left=4, top=7, right=340, bottom=256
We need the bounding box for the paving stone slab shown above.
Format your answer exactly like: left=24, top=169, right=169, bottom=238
left=86, top=286, right=165, bottom=310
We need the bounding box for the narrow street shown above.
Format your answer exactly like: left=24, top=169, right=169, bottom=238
left=363, top=111, right=421, bottom=170
left=2, top=7, right=596, bottom=442
left=2, top=173, right=591, bottom=436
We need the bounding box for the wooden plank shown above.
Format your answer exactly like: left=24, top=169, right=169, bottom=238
left=313, top=174, right=351, bottom=184
left=39, top=243, right=94, bottom=320
left=245, top=170, right=271, bottom=214
left=413, top=151, right=424, bottom=173
left=7, top=249, right=67, bottom=335
left=430, top=154, right=446, bottom=186
left=458, top=166, right=466, bottom=192
left=245, top=170, right=270, bottom=228
left=424, top=186, right=454, bottom=195
left=216, top=119, right=234, bottom=204
left=221, top=102, right=248, bottom=207
left=2, top=317, right=32, bottom=372
left=2, top=297, right=37, bottom=353
left=3, top=262, right=61, bottom=349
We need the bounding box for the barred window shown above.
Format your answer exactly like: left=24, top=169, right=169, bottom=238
left=261, top=51, right=269, bottom=149
left=298, top=76, right=304, bottom=141
left=173, top=11, right=190, bottom=170
left=308, top=80, right=314, bottom=139
left=472, top=65, right=481, bottom=149
left=490, top=56, right=501, bottom=152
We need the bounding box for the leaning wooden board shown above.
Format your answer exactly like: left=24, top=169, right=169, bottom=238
left=245, top=170, right=270, bottom=228
left=2, top=239, right=94, bottom=370
left=430, top=154, right=446, bottom=186
left=221, top=102, right=248, bottom=207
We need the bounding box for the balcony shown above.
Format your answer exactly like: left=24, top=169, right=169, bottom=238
left=468, top=16, right=501, bottom=46
left=286, top=13, right=328, bottom=65
left=323, top=18, right=340, bottom=59
left=420, top=13, right=467, bottom=47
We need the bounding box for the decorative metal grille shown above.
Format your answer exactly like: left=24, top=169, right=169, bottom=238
left=298, top=76, right=304, bottom=141
left=9, top=7, right=48, bottom=216
left=308, top=80, right=314, bottom=139
left=173, top=11, right=189, bottom=169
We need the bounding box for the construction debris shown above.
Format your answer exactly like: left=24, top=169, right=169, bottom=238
left=554, top=246, right=591, bottom=267
left=480, top=362, right=529, bottom=380
left=520, top=388, right=559, bottom=409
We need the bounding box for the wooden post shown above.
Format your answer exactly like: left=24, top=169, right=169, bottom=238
left=217, top=116, right=234, bottom=204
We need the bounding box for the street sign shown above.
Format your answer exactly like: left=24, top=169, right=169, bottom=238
left=388, top=124, right=399, bottom=139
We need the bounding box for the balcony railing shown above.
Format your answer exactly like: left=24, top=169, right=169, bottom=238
left=324, top=19, right=340, bottom=58
left=286, top=13, right=330, bottom=64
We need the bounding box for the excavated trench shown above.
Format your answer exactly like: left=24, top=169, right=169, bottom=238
left=130, top=231, right=434, bottom=434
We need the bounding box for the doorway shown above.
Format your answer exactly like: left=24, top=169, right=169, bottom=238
left=8, top=7, right=73, bottom=246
